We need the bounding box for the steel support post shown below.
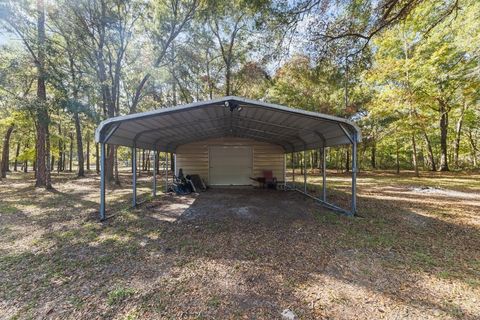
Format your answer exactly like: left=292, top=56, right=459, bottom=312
left=152, top=151, right=157, bottom=197
left=303, top=150, right=307, bottom=193
left=351, top=134, right=357, bottom=215
left=132, top=145, right=137, bottom=207
left=322, top=147, right=326, bottom=202
left=99, top=142, right=106, bottom=220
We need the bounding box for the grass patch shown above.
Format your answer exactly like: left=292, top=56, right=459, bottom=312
left=68, top=296, right=85, bottom=310
left=412, top=251, right=437, bottom=268
left=107, top=287, right=136, bottom=305
left=437, top=270, right=453, bottom=279
left=139, top=291, right=168, bottom=313
left=465, top=278, right=480, bottom=288
left=206, top=295, right=221, bottom=308
left=443, top=302, right=465, bottom=318
left=314, top=211, right=341, bottom=224
left=0, top=203, right=19, bottom=214
left=245, top=249, right=260, bottom=260
left=361, top=232, right=397, bottom=247
left=177, top=238, right=203, bottom=254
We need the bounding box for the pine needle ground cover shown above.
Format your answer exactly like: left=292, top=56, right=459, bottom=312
left=0, top=171, right=479, bottom=319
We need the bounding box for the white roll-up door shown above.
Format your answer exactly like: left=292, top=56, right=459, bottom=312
left=209, top=146, right=252, bottom=185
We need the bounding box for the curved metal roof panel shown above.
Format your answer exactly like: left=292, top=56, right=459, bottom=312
left=95, top=96, right=361, bottom=152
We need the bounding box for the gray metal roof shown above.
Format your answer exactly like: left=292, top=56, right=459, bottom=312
left=95, top=96, right=361, bottom=153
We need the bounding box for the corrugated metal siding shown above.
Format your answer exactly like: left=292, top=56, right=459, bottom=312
left=175, top=137, right=285, bottom=185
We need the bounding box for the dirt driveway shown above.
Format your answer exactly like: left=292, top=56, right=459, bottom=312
left=146, top=188, right=322, bottom=224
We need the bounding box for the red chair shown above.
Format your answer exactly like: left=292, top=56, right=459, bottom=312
left=250, top=170, right=278, bottom=189
left=262, top=170, right=277, bottom=189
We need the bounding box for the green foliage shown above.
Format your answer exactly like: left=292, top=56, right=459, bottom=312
left=0, top=0, right=478, bottom=174
left=361, top=0, right=480, bottom=170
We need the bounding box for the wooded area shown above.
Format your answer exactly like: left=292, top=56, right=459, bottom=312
left=0, top=0, right=479, bottom=188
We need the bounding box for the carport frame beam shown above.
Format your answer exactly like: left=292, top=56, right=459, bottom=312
left=290, top=142, right=357, bottom=217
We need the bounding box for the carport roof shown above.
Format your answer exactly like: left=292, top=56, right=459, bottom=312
left=95, top=96, right=361, bottom=153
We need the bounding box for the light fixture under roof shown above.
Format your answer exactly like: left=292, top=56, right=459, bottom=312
left=224, top=100, right=242, bottom=112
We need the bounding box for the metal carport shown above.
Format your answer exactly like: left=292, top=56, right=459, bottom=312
left=95, top=96, right=361, bottom=220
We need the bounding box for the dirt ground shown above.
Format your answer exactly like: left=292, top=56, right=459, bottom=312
left=0, top=170, right=479, bottom=319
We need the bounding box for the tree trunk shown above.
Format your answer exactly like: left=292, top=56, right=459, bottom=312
left=69, top=132, right=73, bottom=172
left=95, top=143, right=99, bottom=174
left=131, top=149, right=134, bottom=173
left=412, top=134, right=419, bottom=177
left=206, top=49, right=213, bottom=99
left=13, top=141, right=20, bottom=171
left=467, top=130, right=478, bottom=167
left=438, top=100, right=449, bottom=171
left=312, top=151, right=316, bottom=172
left=114, top=146, right=120, bottom=185
left=1, top=124, right=14, bottom=178
left=86, top=133, right=90, bottom=171
left=336, top=150, right=341, bottom=172
left=34, top=0, right=50, bottom=188
left=422, top=131, right=436, bottom=171
left=73, top=112, right=85, bottom=177
left=453, top=103, right=466, bottom=168
left=57, top=124, right=63, bottom=173
left=396, top=139, right=400, bottom=174
left=345, top=148, right=350, bottom=172
left=62, top=141, right=67, bottom=171
left=167, top=41, right=179, bottom=106
left=147, top=150, right=151, bottom=172
left=94, top=2, right=115, bottom=181
left=33, top=146, right=36, bottom=176
left=106, top=142, right=114, bottom=181
left=136, top=149, right=140, bottom=176
left=371, top=144, right=376, bottom=169
left=23, top=142, right=28, bottom=173
left=225, top=60, right=231, bottom=96
left=45, top=125, right=52, bottom=188
left=300, top=153, right=304, bottom=174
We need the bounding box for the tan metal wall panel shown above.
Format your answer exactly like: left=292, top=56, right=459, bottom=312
left=176, top=137, right=284, bottom=185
